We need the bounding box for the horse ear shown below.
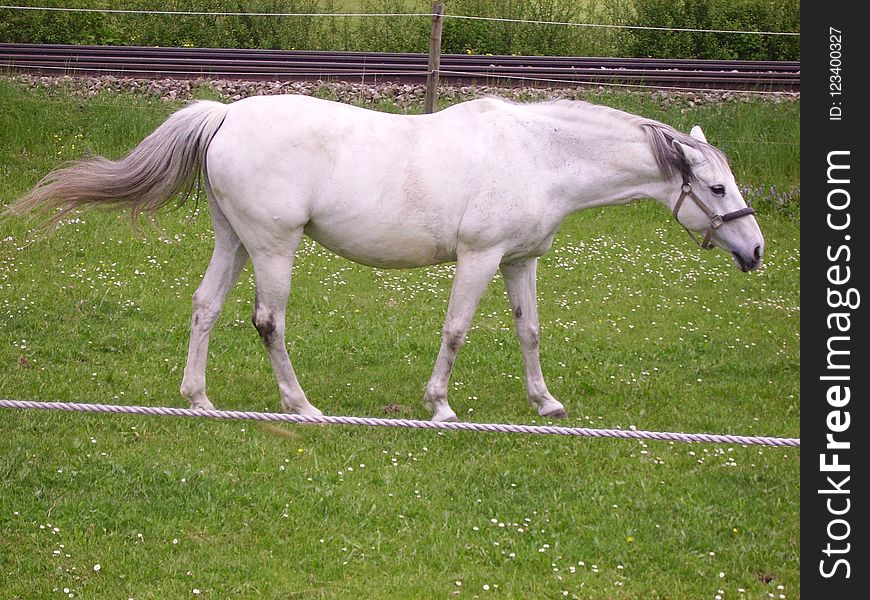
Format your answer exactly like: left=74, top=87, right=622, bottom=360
left=671, top=139, right=704, bottom=167
left=689, top=125, right=708, bottom=143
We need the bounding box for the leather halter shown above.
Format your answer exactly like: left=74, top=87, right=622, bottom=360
left=672, top=179, right=756, bottom=249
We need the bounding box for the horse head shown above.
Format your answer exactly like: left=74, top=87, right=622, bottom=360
left=668, top=125, right=764, bottom=272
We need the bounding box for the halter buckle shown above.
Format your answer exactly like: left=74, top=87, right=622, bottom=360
left=710, top=214, right=724, bottom=229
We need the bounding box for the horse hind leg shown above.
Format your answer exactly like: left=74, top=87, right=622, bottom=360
left=249, top=231, right=322, bottom=416
left=180, top=200, right=249, bottom=410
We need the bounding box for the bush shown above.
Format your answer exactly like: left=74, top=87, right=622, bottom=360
left=628, top=0, right=799, bottom=60
left=440, top=0, right=636, bottom=56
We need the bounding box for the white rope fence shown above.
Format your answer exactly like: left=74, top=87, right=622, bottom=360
left=0, top=399, right=800, bottom=447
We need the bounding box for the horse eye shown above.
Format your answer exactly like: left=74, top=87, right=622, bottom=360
left=710, top=185, right=726, bottom=196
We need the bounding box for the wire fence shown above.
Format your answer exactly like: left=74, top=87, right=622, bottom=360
left=433, top=69, right=796, bottom=94
left=0, top=3, right=801, bottom=70
left=0, top=5, right=800, bottom=36
left=0, top=5, right=435, bottom=19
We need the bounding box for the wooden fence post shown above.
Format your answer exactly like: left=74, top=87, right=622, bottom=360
left=425, top=1, right=445, bottom=114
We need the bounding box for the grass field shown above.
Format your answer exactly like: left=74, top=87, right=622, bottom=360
left=0, top=79, right=799, bottom=598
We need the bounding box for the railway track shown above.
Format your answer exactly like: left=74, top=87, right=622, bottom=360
left=0, top=43, right=800, bottom=91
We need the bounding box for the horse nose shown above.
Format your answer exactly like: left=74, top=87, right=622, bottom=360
left=753, top=245, right=762, bottom=261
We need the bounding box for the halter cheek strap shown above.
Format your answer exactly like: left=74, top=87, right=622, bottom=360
left=673, top=179, right=756, bottom=250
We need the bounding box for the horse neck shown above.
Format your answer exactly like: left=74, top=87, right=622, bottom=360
left=530, top=104, right=674, bottom=214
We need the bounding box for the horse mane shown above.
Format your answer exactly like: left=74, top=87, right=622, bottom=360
left=520, top=98, right=730, bottom=184
left=639, top=121, right=730, bottom=183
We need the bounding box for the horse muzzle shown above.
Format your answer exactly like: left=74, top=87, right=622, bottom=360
left=731, top=244, right=763, bottom=272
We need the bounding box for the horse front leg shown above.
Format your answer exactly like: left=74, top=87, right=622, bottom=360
left=424, top=250, right=502, bottom=422
left=500, top=258, right=567, bottom=419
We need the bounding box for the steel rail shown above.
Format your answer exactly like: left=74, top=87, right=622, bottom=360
left=0, top=43, right=800, bottom=91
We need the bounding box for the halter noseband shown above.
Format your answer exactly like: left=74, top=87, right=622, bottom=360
left=672, top=178, right=756, bottom=249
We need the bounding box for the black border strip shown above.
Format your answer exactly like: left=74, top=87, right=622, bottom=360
left=802, top=4, right=868, bottom=594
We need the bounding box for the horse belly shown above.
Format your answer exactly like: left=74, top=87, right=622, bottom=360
left=304, top=216, right=454, bottom=268
left=304, top=154, right=458, bottom=268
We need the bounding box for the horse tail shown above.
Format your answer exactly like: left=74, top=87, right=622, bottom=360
left=6, top=100, right=230, bottom=225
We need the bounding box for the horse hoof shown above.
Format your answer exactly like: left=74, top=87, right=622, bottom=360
left=542, top=408, right=568, bottom=419
left=190, top=400, right=216, bottom=411
left=432, top=410, right=458, bottom=423
left=284, top=406, right=323, bottom=417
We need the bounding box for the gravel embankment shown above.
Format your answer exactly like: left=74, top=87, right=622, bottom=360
left=6, top=73, right=798, bottom=110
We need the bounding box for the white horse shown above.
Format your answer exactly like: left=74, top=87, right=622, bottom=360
left=9, top=95, right=763, bottom=422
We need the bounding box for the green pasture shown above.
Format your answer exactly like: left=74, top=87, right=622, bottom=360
left=0, top=79, right=799, bottom=598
